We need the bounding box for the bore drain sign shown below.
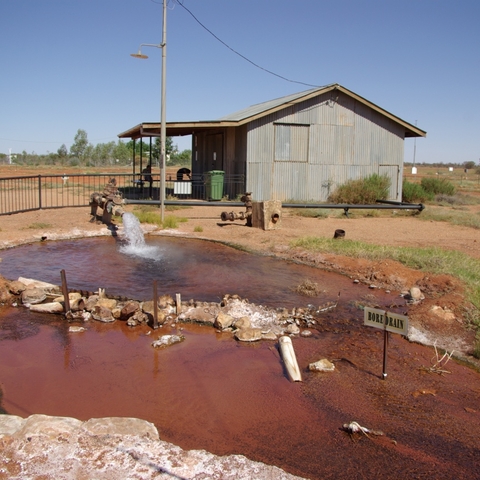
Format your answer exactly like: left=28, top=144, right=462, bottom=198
left=364, top=307, right=408, bottom=336
left=363, top=307, right=409, bottom=380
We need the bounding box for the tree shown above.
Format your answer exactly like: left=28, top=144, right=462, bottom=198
left=57, top=144, right=68, bottom=165
left=463, top=161, right=476, bottom=170
left=57, top=144, right=68, bottom=157
left=70, top=129, right=90, bottom=162
left=91, top=141, right=116, bottom=166
left=113, top=140, right=131, bottom=164
left=168, top=149, right=191, bottom=167
left=152, top=136, right=176, bottom=164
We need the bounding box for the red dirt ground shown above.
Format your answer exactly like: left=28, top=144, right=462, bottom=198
left=1, top=165, right=479, bottom=479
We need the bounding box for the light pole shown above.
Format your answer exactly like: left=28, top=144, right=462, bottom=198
left=130, top=0, right=167, bottom=222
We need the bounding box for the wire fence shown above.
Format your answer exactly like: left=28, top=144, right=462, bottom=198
left=0, top=173, right=247, bottom=216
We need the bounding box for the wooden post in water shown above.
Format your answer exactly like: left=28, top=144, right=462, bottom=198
left=153, top=280, right=159, bottom=329
left=60, top=269, right=71, bottom=315
left=176, top=293, right=182, bottom=314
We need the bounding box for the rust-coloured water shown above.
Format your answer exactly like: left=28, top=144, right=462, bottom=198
left=1, top=238, right=479, bottom=479
left=0, top=236, right=358, bottom=306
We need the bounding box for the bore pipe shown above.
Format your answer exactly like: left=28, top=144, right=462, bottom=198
left=125, top=199, right=424, bottom=217
left=279, top=336, right=302, bottom=382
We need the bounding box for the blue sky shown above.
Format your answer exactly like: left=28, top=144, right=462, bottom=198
left=1, top=0, right=479, bottom=165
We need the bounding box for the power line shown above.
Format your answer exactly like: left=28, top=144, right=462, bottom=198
left=175, top=0, right=320, bottom=88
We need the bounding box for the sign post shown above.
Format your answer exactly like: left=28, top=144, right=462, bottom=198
left=364, top=307, right=408, bottom=379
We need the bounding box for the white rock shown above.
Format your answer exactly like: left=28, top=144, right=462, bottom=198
left=0, top=414, right=305, bottom=479
left=152, top=334, right=185, bottom=348
left=29, top=302, right=64, bottom=313
left=69, top=326, right=86, bottom=333
left=309, top=359, right=335, bottom=372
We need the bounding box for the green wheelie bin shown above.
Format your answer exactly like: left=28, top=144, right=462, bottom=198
left=205, top=170, right=224, bottom=200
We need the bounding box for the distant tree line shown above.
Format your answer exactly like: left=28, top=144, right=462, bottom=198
left=1, top=129, right=191, bottom=168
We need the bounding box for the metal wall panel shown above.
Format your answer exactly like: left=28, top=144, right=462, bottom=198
left=245, top=91, right=407, bottom=202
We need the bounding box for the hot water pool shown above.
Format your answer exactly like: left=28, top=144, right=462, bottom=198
left=0, top=235, right=412, bottom=479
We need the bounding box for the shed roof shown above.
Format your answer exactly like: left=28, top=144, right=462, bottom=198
left=118, top=83, right=426, bottom=139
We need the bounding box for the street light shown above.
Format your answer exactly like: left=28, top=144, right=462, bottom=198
left=130, top=0, right=167, bottom=222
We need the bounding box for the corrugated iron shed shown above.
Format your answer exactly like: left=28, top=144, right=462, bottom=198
left=118, top=83, right=426, bottom=203
left=118, top=83, right=426, bottom=139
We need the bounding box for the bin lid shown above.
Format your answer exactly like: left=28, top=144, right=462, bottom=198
left=207, top=170, right=225, bottom=175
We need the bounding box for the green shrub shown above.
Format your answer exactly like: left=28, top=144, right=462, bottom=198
left=133, top=210, right=162, bottom=227
left=27, top=222, right=52, bottom=229
left=434, top=193, right=480, bottom=206
left=328, top=174, right=390, bottom=204
left=402, top=180, right=433, bottom=203
left=194, top=225, right=203, bottom=232
left=421, top=177, right=456, bottom=196
left=163, top=215, right=178, bottom=229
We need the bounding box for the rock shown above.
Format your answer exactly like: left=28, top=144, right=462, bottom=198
left=96, top=297, right=117, bottom=310
left=132, top=310, right=150, bottom=325
left=16, top=414, right=83, bottom=437
left=178, top=306, right=217, bottom=325
left=0, top=414, right=305, bottom=479
left=66, top=310, right=89, bottom=322
left=309, top=359, right=335, bottom=372
left=84, top=295, right=99, bottom=311
left=0, top=284, right=12, bottom=304
left=0, top=414, right=25, bottom=437
left=29, top=302, right=64, bottom=314
left=151, top=334, right=185, bottom=348
left=410, top=287, right=424, bottom=301
left=69, top=326, right=86, bottom=333
left=120, top=300, right=140, bottom=319
left=51, top=292, right=85, bottom=311
left=21, top=287, right=46, bottom=305
left=215, top=312, right=234, bottom=330
left=8, top=280, right=26, bottom=295
left=234, top=328, right=263, bottom=342
left=70, top=297, right=86, bottom=311
left=301, top=330, right=313, bottom=337
left=234, top=316, right=251, bottom=329
left=17, top=277, right=58, bottom=292
left=158, top=294, right=174, bottom=308
left=82, top=416, right=159, bottom=438
left=141, top=302, right=170, bottom=324
left=261, top=331, right=278, bottom=341
left=286, top=323, right=300, bottom=335
left=91, top=305, right=115, bottom=323
left=126, top=317, right=138, bottom=327
left=430, top=305, right=456, bottom=322
left=53, top=292, right=82, bottom=303
left=142, top=300, right=155, bottom=315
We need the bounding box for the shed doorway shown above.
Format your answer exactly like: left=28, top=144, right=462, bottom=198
left=206, top=133, right=224, bottom=171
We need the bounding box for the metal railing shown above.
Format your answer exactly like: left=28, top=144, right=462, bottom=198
left=0, top=173, right=247, bottom=216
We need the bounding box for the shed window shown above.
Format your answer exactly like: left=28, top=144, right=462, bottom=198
left=274, top=124, right=309, bottom=162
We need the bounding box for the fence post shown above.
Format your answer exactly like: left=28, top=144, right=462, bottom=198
left=38, top=175, right=42, bottom=209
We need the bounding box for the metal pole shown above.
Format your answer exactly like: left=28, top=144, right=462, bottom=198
left=38, top=175, right=42, bottom=210
left=160, top=0, right=167, bottom=222
left=382, top=328, right=388, bottom=380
